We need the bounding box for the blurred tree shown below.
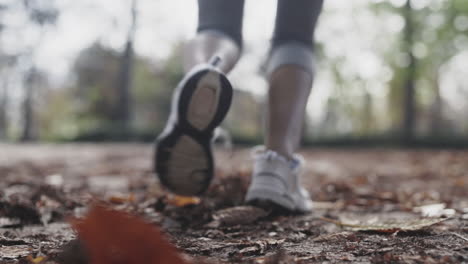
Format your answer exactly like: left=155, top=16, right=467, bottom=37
left=19, top=0, right=58, bottom=141
left=115, top=0, right=138, bottom=131
left=73, top=43, right=122, bottom=129
left=38, top=86, right=78, bottom=141
left=0, top=3, right=10, bottom=140
left=320, top=97, right=342, bottom=138
left=37, top=41, right=128, bottom=141
left=21, top=67, right=47, bottom=141
left=416, top=0, right=468, bottom=136
left=361, top=90, right=375, bottom=134
left=402, top=0, right=417, bottom=142
left=133, top=43, right=183, bottom=134
left=372, top=0, right=468, bottom=141
left=0, top=78, right=7, bottom=140
left=2, top=0, right=466, bottom=143
left=69, top=41, right=183, bottom=140
left=224, top=89, right=262, bottom=142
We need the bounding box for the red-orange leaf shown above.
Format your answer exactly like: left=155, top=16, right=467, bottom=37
left=71, top=205, right=188, bottom=264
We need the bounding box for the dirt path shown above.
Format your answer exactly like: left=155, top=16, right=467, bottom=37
left=0, top=144, right=467, bottom=263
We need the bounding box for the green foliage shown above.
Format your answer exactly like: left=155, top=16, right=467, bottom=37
left=224, top=90, right=262, bottom=140
left=38, top=88, right=79, bottom=141
left=319, top=0, right=468, bottom=139
left=36, top=42, right=186, bottom=140
left=4, top=0, right=468, bottom=144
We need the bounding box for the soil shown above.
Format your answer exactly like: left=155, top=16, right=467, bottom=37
left=0, top=143, right=467, bottom=264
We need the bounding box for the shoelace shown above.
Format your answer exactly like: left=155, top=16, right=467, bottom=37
left=251, top=145, right=303, bottom=170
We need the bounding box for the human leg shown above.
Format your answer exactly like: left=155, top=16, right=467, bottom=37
left=265, top=0, right=324, bottom=158
left=183, top=0, right=244, bottom=73
left=154, top=0, right=244, bottom=196
left=246, top=0, right=324, bottom=212
left=266, top=65, right=313, bottom=159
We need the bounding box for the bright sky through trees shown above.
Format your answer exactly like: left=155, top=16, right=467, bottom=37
left=1, top=0, right=467, bottom=138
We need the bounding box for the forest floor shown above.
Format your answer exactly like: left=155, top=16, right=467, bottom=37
left=0, top=144, right=467, bottom=264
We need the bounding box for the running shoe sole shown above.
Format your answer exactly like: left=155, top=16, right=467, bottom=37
left=154, top=64, right=233, bottom=196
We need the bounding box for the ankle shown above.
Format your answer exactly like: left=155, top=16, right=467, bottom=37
left=253, top=146, right=301, bottom=170
left=264, top=145, right=294, bottom=160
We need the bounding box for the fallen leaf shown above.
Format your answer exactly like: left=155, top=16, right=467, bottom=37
left=312, top=232, right=356, bottom=242
left=451, top=232, right=468, bottom=242
left=71, top=205, right=188, bottom=264
left=312, top=201, right=345, bottom=210
left=207, top=206, right=269, bottom=228
left=0, top=217, right=20, bottom=227
left=88, top=176, right=128, bottom=192
left=27, top=255, right=46, bottom=263
left=45, top=174, right=64, bottom=187
left=237, top=239, right=285, bottom=255
left=0, top=245, right=32, bottom=259
left=321, top=217, right=448, bottom=232
left=413, top=203, right=455, bottom=217
left=108, top=194, right=135, bottom=204
left=167, top=194, right=201, bottom=207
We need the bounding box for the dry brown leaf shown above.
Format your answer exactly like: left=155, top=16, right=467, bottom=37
left=0, top=245, right=32, bottom=259
left=321, top=217, right=448, bottom=232
left=27, top=255, right=46, bottom=264
left=108, top=194, right=135, bottom=204
left=208, top=206, right=269, bottom=227
left=71, top=205, right=188, bottom=264
left=254, top=250, right=294, bottom=264
left=167, top=194, right=201, bottom=207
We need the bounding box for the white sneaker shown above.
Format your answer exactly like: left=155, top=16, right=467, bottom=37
left=245, top=147, right=313, bottom=213
left=154, top=58, right=233, bottom=196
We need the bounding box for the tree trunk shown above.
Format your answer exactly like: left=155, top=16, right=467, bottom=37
left=0, top=82, right=8, bottom=140
left=362, top=90, right=374, bottom=135
left=430, top=73, right=443, bottom=136
left=402, top=0, right=417, bottom=143
left=115, top=0, right=138, bottom=130
left=21, top=68, right=38, bottom=141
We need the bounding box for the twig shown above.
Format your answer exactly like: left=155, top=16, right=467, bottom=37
left=319, top=217, right=362, bottom=228
left=451, top=232, right=468, bottom=242
left=319, top=217, right=346, bottom=227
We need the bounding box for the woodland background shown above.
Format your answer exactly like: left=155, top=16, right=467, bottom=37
left=1, top=0, right=468, bottom=146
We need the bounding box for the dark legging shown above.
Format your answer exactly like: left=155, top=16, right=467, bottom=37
left=197, top=0, right=324, bottom=49
left=196, top=0, right=324, bottom=75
